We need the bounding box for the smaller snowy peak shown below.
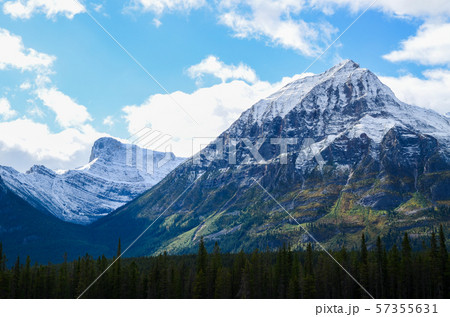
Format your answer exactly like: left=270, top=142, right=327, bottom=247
left=25, top=165, right=56, bottom=177
left=86, top=136, right=182, bottom=182
left=0, top=136, right=186, bottom=224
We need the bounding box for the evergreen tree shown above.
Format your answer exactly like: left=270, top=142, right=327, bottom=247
left=196, top=237, right=207, bottom=274
left=113, top=239, right=122, bottom=298
left=0, top=242, right=8, bottom=298
left=438, top=225, right=448, bottom=298
left=57, top=254, right=69, bottom=298
left=127, top=261, right=139, bottom=298
left=20, top=255, right=31, bottom=298
left=287, top=253, right=300, bottom=298
left=428, top=232, right=439, bottom=298
left=237, top=260, right=251, bottom=298
left=359, top=234, right=369, bottom=298
left=209, top=242, right=222, bottom=297
left=401, top=233, right=413, bottom=298
left=375, top=237, right=386, bottom=298
left=232, top=250, right=246, bottom=296
left=302, top=243, right=316, bottom=299
left=387, top=244, right=400, bottom=298
left=214, top=267, right=231, bottom=299
left=194, top=237, right=208, bottom=298
left=0, top=242, right=5, bottom=272
left=10, top=256, right=20, bottom=298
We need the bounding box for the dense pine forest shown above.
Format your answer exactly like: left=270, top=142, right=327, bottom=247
left=0, top=225, right=448, bottom=299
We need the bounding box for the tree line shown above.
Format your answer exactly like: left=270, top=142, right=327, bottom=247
left=0, top=225, right=448, bottom=299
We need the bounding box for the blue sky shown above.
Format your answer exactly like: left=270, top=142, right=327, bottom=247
left=0, top=0, right=449, bottom=171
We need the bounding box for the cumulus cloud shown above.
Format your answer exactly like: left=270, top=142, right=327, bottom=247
left=36, top=87, right=92, bottom=128
left=0, top=118, right=105, bottom=172
left=128, top=0, right=205, bottom=15
left=0, top=27, right=104, bottom=171
left=122, top=73, right=306, bottom=157
left=103, top=115, right=115, bottom=127
left=126, top=1, right=450, bottom=57
left=187, top=55, right=258, bottom=84
left=0, top=97, right=18, bottom=120
left=380, top=69, right=450, bottom=115
left=129, top=1, right=336, bottom=55
left=218, top=0, right=336, bottom=56
left=0, top=28, right=55, bottom=72
left=383, top=23, right=450, bottom=66
left=3, top=0, right=85, bottom=19
left=20, top=81, right=32, bottom=90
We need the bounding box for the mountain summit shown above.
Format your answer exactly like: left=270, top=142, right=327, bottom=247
left=91, top=60, right=450, bottom=255
left=230, top=59, right=449, bottom=149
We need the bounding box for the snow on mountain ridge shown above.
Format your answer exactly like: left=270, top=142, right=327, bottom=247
left=240, top=59, right=395, bottom=124
left=230, top=59, right=450, bottom=151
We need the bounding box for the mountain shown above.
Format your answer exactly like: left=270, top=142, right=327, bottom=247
left=1, top=60, right=449, bottom=264
left=0, top=137, right=185, bottom=224
left=90, top=60, right=450, bottom=255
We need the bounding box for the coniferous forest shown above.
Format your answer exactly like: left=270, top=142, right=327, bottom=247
left=0, top=226, right=448, bottom=299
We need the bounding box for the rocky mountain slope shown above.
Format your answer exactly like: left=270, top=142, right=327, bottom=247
left=0, top=137, right=185, bottom=224
left=90, top=60, right=450, bottom=255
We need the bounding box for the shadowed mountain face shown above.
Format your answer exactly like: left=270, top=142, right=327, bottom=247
left=0, top=176, right=110, bottom=264
left=89, top=60, right=450, bottom=256
left=1, top=60, right=449, bottom=263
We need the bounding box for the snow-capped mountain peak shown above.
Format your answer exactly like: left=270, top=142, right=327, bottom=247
left=228, top=59, right=449, bottom=154
left=239, top=59, right=389, bottom=125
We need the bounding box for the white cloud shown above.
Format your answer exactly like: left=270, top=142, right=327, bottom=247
left=153, top=18, right=162, bottom=27
left=122, top=73, right=306, bottom=157
left=103, top=115, right=115, bottom=127
left=27, top=104, right=45, bottom=118
left=129, top=0, right=205, bottom=15
left=0, top=28, right=55, bottom=72
left=0, top=27, right=103, bottom=172
left=128, top=1, right=336, bottom=54
left=93, top=3, right=103, bottom=13
left=309, top=0, right=450, bottom=18
left=36, top=87, right=92, bottom=128
left=0, top=97, right=17, bottom=120
left=0, top=118, right=105, bottom=172
left=3, top=0, right=85, bottom=19
left=187, top=55, right=258, bottom=84
left=383, top=23, right=450, bottom=66
left=218, top=0, right=336, bottom=56
left=380, top=69, right=450, bottom=115
left=20, top=81, right=32, bottom=90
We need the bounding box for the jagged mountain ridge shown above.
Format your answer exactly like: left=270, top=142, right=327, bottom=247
left=0, top=137, right=185, bottom=224
left=90, top=60, right=450, bottom=256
